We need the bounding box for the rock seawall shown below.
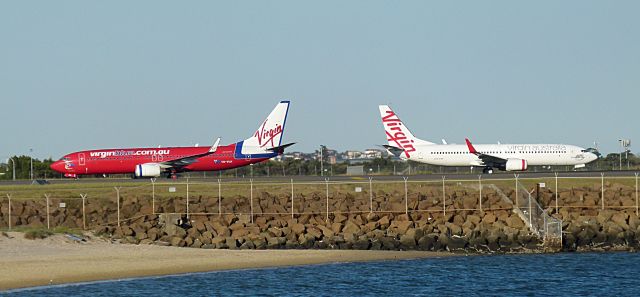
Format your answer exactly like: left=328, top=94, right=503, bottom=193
left=2, top=182, right=640, bottom=252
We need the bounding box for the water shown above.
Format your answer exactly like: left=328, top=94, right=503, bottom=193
left=4, top=252, right=640, bottom=296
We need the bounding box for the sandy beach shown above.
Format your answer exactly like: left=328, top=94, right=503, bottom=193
left=0, top=232, right=448, bottom=291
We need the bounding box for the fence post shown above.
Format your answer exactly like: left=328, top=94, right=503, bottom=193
left=114, top=187, right=121, bottom=227
left=543, top=213, right=547, bottom=240
left=81, top=194, right=87, bottom=230
left=45, top=194, right=50, bottom=230
left=151, top=178, right=156, bottom=215
left=514, top=174, right=519, bottom=210
left=442, top=176, right=446, bottom=217
left=218, top=179, right=222, bottom=216
left=250, top=178, right=254, bottom=224
left=291, top=178, right=294, bottom=219
left=369, top=177, right=373, bottom=213
left=403, top=177, right=408, bottom=215
left=6, top=194, right=11, bottom=230
left=528, top=190, right=532, bottom=226
left=554, top=172, right=559, bottom=214
left=601, top=173, right=605, bottom=210
left=186, top=178, right=190, bottom=219
left=635, top=173, right=638, bottom=216
left=325, top=178, right=330, bottom=221
left=478, top=175, right=482, bottom=212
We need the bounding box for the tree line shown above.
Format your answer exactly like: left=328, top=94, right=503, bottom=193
left=1, top=153, right=638, bottom=180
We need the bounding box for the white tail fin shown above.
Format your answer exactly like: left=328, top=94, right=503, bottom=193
left=379, top=105, right=434, bottom=157
left=241, top=101, right=290, bottom=154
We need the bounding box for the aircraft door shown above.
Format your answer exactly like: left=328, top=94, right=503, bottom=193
left=78, top=153, right=86, bottom=166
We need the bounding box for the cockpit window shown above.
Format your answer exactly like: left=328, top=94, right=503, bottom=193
left=60, top=157, right=71, bottom=161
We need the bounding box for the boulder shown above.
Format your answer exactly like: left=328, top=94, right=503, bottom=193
left=405, top=228, right=424, bottom=241
left=306, top=226, right=323, bottom=239
left=285, top=239, right=299, bottom=249
left=445, top=223, right=462, bottom=236
left=377, top=216, right=391, bottom=229
left=399, top=234, right=416, bottom=249
left=299, top=233, right=316, bottom=248
left=380, top=236, right=398, bottom=250
left=596, top=210, right=615, bottom=225
left=576, top=228, right=596, bottom=247
left=353, top=238, right=370, bottom=250
left=291, top=223, right=306, bottom=235
left=365, top=212, right=379, bottom=222
left=194, top=221, right=206, bottom=232
left=333, top=214, right=348, bottom=224
left=417, top=234, right=437, bottom=250
left=317, top=225, right=335, bottom=238
left=169, top=236, right=185, bottom=247
left=505, top=215, right=524, bottom=229
left=331, top=222, right=343, bottom=234
left=611, top=213, right=630, bottom=230
left=191, top=238, right=203, bottom=249
left=342, top=221, right=361, bottom=234
left=226, top=237, right=239, bottom=249
left=139, top=239, right=154, bottom=245
left=267, top=227, right=284, bottom=237
left=446, top=236, right=468, bottom=251
left=164, top=224, right=187, bottom=238
left=135, top=231, right=148, bottom=241
left=240, top=240, right=255, bottom=249
left=267, top=237, right=286, bottom=249
left=482, top=213, right=496, bottom=224
left=390, top=220, right=412, bottom=235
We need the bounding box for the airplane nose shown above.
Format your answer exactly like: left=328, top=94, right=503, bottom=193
left=50, top=161, right=64, bottom=173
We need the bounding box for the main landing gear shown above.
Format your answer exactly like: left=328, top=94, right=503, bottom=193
left=482, top=167, right=494, bottom=174
left=166, top=170, right=177, bottom=179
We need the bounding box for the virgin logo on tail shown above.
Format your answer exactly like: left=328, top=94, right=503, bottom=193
left=254, top=119, right=283, bottom=148
left=382, top=110, right=416, bottom=158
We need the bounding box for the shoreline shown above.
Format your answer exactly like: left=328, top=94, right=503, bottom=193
left=0, top=232, right=449, bottom=291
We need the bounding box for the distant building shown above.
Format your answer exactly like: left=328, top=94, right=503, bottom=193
left=344, top=150, right=362, bottom=160
left=363, top=149, right=384, bottom=159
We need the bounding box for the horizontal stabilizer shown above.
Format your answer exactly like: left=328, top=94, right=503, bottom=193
left=382, top=145, right=405, bottom=158
left=266, top=142, right=296, bottom=154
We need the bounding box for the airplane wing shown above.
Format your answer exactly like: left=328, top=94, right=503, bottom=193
left=465, top=138, right=507, bottom=167
left=159, top=137, right=221, bottom=169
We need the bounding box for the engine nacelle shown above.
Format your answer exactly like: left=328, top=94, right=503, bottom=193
left=505, top=159, right=528, bottom=171
left=134, top=163, right=162, bottom=177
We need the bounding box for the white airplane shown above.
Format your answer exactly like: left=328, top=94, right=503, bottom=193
left=379, top=105, right=600, bottom=174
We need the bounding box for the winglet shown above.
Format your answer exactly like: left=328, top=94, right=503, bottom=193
left=209, top=137, right=221, bottom=153
left=465, top=138, right=478, bottom=155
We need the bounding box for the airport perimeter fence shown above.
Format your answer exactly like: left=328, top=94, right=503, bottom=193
left=0, top=174, right=639, bottom=237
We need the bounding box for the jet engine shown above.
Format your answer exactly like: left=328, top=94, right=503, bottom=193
left=505, top=159, right=528, bottom=171
left=134, top=163, right=162, bottom=177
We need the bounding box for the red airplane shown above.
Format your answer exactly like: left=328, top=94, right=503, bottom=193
left=50, top=101, right=294, bottom=178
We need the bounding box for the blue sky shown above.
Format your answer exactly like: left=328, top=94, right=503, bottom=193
left=1, top=1, right=638, bottom=159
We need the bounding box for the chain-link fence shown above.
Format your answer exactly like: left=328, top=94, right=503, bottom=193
left=1, top=174, right=638, bottom=248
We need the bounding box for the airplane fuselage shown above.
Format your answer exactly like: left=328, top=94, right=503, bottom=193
left=51, top=142, right=276, bottom=177
left=403, top=143, right=596, bottom=167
